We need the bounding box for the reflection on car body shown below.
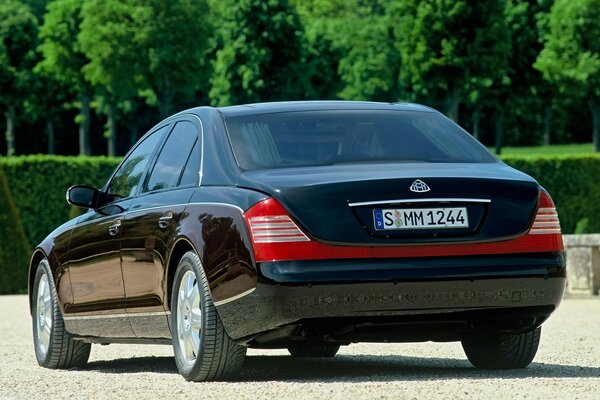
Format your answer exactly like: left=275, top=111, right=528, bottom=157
left=29, top=101, right=565, bottom=381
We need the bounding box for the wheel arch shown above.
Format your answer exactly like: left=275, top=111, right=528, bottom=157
left=28, top=249, right=48, bottom=314
left=165, top=237, right=199, bottom=311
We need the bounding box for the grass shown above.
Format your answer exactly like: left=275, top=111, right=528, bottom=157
left=489, top=143, right=596, bottom=157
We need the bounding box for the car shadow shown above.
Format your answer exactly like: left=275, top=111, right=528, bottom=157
left=84, top=354, right=600, bottom=382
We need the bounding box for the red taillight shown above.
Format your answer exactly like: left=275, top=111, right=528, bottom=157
left=243, top=198, right=325, bottom=262
left=528, top=191, right=562, bottom=235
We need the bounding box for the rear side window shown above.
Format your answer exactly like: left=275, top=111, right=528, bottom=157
left=224, top=110, right=496, bottom=170
left=145, top=121, right=198, bottom=192
left=179, top=140, right=200, bottom=187
left=108, top=126, right=167, bottom=199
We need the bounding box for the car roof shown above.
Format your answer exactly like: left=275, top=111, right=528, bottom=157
left=216, top=101, right=436, bottom=117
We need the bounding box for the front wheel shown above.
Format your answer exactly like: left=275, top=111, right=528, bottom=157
left=461, top=327, right=541, bottom=369
left=32, top=259, right=91, bottom=369
left=171, top=251, right=246, bottom=381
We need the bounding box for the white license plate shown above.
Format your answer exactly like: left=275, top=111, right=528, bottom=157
left=373, top=207, right=469, bottom=230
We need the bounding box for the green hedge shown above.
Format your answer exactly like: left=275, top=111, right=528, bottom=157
left=0, top=156, right=120, bottom=294
left=0, top=166, right=31, bottom=294
left=0, top=154, right=598, bottom=294
left=1, top=155, right=120, bottom=248
left=502, top=155, right=600, bottom=234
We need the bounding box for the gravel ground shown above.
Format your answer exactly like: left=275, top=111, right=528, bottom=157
left=0, top=295, right=598, bottom=400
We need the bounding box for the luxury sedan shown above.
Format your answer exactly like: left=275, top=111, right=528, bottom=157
left=29, top=101, right=565, bottom=381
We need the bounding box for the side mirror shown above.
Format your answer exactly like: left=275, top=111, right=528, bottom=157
left=66, top=185, right=100, bottom=209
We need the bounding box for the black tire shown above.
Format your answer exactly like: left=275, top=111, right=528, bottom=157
left=461, top=327, right=541, bottom=369
left=288, top=343, right=340, bottom=358
left=171, top=251, right=246, bottom=381
left=32, top=259, right=91, bottom=369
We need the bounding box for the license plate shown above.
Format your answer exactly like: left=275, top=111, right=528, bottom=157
left=373, top=207, right=469, bottom=230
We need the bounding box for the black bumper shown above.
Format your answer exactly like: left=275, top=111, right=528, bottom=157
left=216, top=253, right=566, bottom=340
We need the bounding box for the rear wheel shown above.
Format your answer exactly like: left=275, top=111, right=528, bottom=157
left=288, top=343, right=340, bottom=358
left=32, top=259, right=91, bottom=369
left=461, top=327, right=541, bottom=369
left=171, top=251, right=246, bottom=381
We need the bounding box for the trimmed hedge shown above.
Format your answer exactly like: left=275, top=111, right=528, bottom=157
left=0, top=166, right=31, bottom=294
left=0, top=156, right=120, bottom=294
left=0, top=154, right=598, bottom=294
left=1, top=155, right=120, bottom=248
left=502, top=155, right=600, bottom=234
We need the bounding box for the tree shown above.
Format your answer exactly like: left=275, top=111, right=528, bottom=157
left=79, top=0, right=150, bottom=156
left=0, top=0, right=38, bottom=156
left=209, top=0, right=307, bottom=106
left=37, top=0, right=93, bottom=155
left=144, top=0, right=213, bottom=117
left=535, top=0, right=600, bottom=152
left=338, top=2, right=400, bottom=101
left=394, top=0, right=511, bottom=122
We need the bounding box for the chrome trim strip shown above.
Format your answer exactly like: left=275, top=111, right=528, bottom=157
left=63, top=311, right=167, bottom=321
left=127, top=203, right=188, bottom=215
left=185, top=114, right=205, bottom=187
left=348, top=198, right=492, bottom=207
left=213, top=287, right=256, bottom=306
left=187, top=202, right=244, bottom=214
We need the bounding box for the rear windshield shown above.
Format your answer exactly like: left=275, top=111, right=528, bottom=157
left=224, top=110, right=496, bottom=170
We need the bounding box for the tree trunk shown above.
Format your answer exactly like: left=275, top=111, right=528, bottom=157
left=543, top=101, right=553, bottom=146
left=107, top=102, right=117, bottom=157
left=5, top=105, right=16, bottom=156
left=79, top=94, right=91, bottom=155
left=495, top=112, right=505, bottom=156
left=589, top=97, right=600, bottom=153
left=472, top=106, right=481, bottom=140
left=46, top=120, right=55, bottom=155
left=444, top=85, right=461, bottom=122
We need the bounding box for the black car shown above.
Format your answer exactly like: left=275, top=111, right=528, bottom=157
left=29, top=101, right=565, bottom=381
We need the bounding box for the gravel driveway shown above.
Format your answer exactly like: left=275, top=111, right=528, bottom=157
left=1, top=295, right=598, bottom=399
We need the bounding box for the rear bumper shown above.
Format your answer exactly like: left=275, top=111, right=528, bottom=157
left=259, top=252, right=565, bottom=283
left=217, top=273, right=566, bottom=340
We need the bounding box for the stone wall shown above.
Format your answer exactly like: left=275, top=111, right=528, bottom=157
left=564, top=234, right=600, bottom=295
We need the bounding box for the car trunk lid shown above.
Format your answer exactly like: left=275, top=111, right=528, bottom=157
left=237, top=162, right=540, bottom=245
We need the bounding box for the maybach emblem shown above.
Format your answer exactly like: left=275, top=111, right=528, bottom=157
left=410, top=179, right=430, bottom=193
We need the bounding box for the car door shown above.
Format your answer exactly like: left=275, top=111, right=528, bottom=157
left=65, top=125, right=169, bottom=337
left=121, top=118, right=201, bottom=338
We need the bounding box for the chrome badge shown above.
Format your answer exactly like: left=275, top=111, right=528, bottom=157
left=410, top=179, right=430, bottom=193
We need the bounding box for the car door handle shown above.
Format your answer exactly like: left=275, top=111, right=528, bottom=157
left=158, top=212, right=173, bottom=229
left=108, top=219, right=121, bottom=236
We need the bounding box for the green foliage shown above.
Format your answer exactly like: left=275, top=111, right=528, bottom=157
left=79, top=0, right=148, bottom=103
left=0, top=0, right=38, bottom=100
left=535, top=0, right=600, bottom=151
left=37, top=0, right=88, bottom=94
left=574, top=218, right=590, bottom=234
left=37, top=0, right=93, bottom=155
left=209, top=0, right=307, bottom=106
left=0, top=0, right=38, bottom=155
left=0, top=155, right=120, bottom=247
left=143, top=0, right=213, bottom=116
left=502, top=155, right=600, bottom=233
left=497, top=143, right=595, bottom=156
left=338, top=8, right=399, bottom=101
left=535, top=0, right=600, bottom=99
left=0, top=165, right=31, bottom=294
left=393, top=0, right=511, bottom=120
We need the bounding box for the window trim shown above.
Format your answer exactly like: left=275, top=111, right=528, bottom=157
left=102, top=123, right=172, bottom=202
left=141, top=115, right=204, bottom=195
